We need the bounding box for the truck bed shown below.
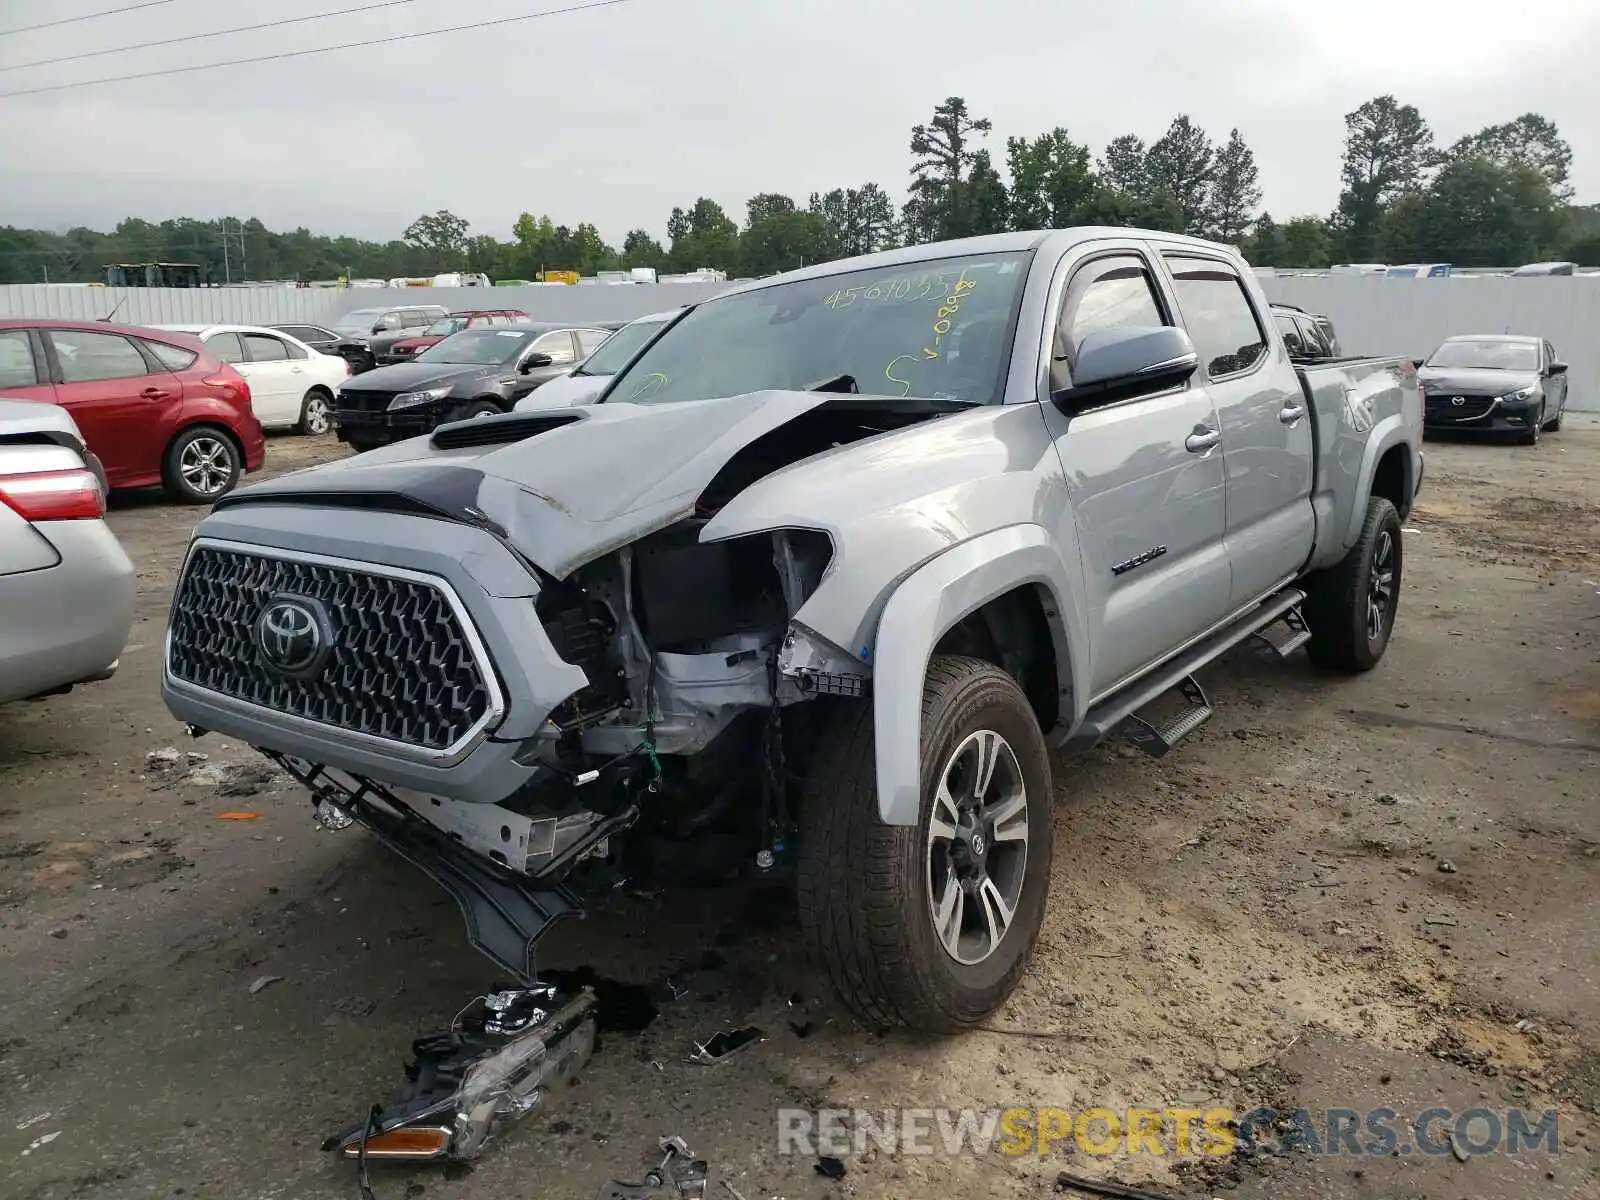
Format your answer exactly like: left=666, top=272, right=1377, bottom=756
left=1298, top=355, right=1422, bottom=574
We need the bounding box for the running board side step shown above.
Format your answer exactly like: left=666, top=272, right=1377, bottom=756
left=1250, top=602, right=1312, bottom=660
left=1064, top=588, right=1307, bottom=756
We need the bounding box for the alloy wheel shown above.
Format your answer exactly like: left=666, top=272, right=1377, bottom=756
left=925, top=728, right=1030, bottom=966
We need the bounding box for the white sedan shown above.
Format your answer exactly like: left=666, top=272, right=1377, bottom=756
left=151, top=323, right=349, bottom=434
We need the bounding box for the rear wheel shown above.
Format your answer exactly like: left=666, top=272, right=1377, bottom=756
left=297, top=388, right=333, bottom=436
left=463, top=400, right=503, bottom=419
left=1303, top=496, right=1402, bottom=673
left=797, top=655, right=1054, bottom=1031
left=162, top=426, right=241, bottom=504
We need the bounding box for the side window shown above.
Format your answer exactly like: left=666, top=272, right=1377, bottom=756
left=1291, top=316, right=1321, bottom=357
left=49, top=330, right=153, bottom=383
left=1055, top=254, right=1168, bottom=377
left=1164, top=257, right=1269, bottom=379
left=532, top=330, right=577, bottom=365
left=203, top=332, right=246, bottom=363
left=576, top=328, right=611, bottom=356
left=378, top=311, right=403, bottom=331
left=0, top=329, right=40, bottom=388
left=1274, top=314, right=1305, bottom=356
left=1545, top=340, right=1558, bottom=366
left=141, top=339, right=198, bottom=371
left=402, top=309, right=431, bottom=328
left=242, top=334, right=289, bottom=362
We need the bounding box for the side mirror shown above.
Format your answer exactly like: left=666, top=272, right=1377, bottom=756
left=1052, top=326, right=1199, bottom=410
left=521, top=352, right=554, bottom=372
left=1548, top=361, right=1568, bottom=376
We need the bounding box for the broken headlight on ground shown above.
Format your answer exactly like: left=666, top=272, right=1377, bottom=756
left=322, top=985, right=596, bottom=1164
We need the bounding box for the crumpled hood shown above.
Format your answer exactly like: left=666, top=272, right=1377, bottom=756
left=212, top=391, right=889, bottom=578
left=1417, top=367, right=1539, bottom=395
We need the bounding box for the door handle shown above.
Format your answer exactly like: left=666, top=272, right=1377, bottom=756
left=1185, top=427, right=1221, bottom=454
left=140, top=387, right=170, bottom=400
left=291, top=366, right=303, bottom=374
left=1279, top=401, right=1307, bottom=424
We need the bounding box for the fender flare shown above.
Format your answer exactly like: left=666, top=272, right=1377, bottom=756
left=870, top=523, right=1086, bottom=826
left=1347, top=415, right=1413, bottom=546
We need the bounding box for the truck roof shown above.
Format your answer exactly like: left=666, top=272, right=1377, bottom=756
left=715, top=227, right=1240, bottom=300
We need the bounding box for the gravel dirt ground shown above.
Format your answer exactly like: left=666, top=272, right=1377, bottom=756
left=1, top=426, right=1597, bottom=1200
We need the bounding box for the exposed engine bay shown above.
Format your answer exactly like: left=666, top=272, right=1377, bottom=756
left=197, top=398, right=960, bottom=983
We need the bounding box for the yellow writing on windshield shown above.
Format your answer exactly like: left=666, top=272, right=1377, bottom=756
left=925, top=269, right=977, bottom=359
left=625, top=372, right=669, bottom=400
left=824, top=271, right=954, bottom=310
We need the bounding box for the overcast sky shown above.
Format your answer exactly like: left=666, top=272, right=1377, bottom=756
left=1, top=0, right=1594, bottom=246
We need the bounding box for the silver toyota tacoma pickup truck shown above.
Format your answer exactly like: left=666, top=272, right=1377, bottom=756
left=162, top=228, right=1422, bottom=1034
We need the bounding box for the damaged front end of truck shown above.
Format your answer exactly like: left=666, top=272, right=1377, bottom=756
left=161, top=392, right=971, bottom=982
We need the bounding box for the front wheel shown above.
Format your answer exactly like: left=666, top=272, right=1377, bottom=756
left=1518, top=406, right=1543, bottom=445
left=1303, top=496, right=1403, bottom=673
left=797, top=655, right=1054, bottom=1032
left=162, top=426, right=241, bottom=504
left=463, top=400, right=503, bottom=419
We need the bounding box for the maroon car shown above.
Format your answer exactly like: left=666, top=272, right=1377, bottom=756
left=0, top=319, right=266, bottom=503
left=378, top=310, right=530, bottom=364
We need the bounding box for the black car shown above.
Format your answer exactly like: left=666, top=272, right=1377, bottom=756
left=269, top=323, right=374, bottom=373
left=331, top=323, right=588, bottom=451
left=1417, top=334, right=1569, bottom=445
left=1270, top=303, right=1341, bottom=361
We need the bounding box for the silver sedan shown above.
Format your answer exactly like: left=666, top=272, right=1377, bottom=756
left=0, top=397, right=136, bottom=704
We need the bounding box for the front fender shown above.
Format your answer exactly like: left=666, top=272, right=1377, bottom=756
left=871, top=523, right=1085, bottom=826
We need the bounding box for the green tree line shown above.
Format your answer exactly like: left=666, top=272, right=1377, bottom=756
left=1, top=93, right=1593, bottom=286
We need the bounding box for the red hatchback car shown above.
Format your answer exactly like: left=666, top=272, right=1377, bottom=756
left=0, top=319, right=265, bottom=503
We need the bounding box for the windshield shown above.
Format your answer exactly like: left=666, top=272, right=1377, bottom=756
left=416, top=328, right=535, bottom=365
left=1426, top=340, right=1538, bottom=371
left=604, top=251, right=1032, bottom=405
left=424, top=317, right=468, bottom=336
left=330, top=310, right=384, bottom=332
left=575, top=318, right=670, bottom=376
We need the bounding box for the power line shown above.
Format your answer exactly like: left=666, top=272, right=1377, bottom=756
left=1, top=0, right=425, bottom=74
left=0, top=0, right=637, bottom=98
left=0, top=1, right=177, bottom=37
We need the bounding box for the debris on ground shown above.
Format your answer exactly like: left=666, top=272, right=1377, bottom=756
left=248, top=974, right=284, bottom=995
left=323, top=985, right=596, bottom=1168
left=1053, top=1171, right=1182, bottom=1200
left=541, top=968, right=659, bottom=1033
left=20, top=1130, right=62, bottom=1157
left=686, top=1026, right=763, bottom=1065
left=595, top=1134, right=708, bottom=1199
left=814, top=1154, right=846, bottom=1179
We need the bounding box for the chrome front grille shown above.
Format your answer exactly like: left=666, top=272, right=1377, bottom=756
left=1424, top=394, right=1496, bottom=423
left=166, top=542, right=500, bottom=755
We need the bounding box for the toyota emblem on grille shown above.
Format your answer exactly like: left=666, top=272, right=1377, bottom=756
left=255, top=595, right=331, bottom=676
left=1451, top=396, right=1465, bottom=406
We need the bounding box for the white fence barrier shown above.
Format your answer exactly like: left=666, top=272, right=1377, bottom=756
left=0, top=282, right=730, bottom=328
left=1261, top=275, right=1599, bottom=411
left=5, top=274, right=1596, bottom=412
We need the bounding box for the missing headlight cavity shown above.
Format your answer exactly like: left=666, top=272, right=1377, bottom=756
left=630, top=523, right=830, bottom=652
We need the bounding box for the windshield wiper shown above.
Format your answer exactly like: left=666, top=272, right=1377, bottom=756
left=806, top=373, right=859, bottom=394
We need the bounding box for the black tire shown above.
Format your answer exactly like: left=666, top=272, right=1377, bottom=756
left=1543, top=406, right=1562, bottom=433
left=296, top=387, right=334, bottom=436
left=463, top=399, right=504, bottom=419
left=161, top=425, right=241, bottom=504
left=1518, top=405, right=1543, bottom=445
left=1303, top=496, right=1403, bottom=673
left=797, top=655, right=1054, bottom=1032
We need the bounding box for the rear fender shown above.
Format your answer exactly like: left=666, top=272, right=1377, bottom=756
left=871, top=524, right=1086, bottom=826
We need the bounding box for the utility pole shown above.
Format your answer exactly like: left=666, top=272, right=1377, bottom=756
left=218, top=218, right=247, bottom=283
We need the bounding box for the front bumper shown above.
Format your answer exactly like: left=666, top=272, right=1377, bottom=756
left=1423, top=394, right=1542, bottom=434
left=160, top=504, right=590, bottom=804
left=0, top=519, right=136, bottom=704
left=333, top=401, right=481, bottom=445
